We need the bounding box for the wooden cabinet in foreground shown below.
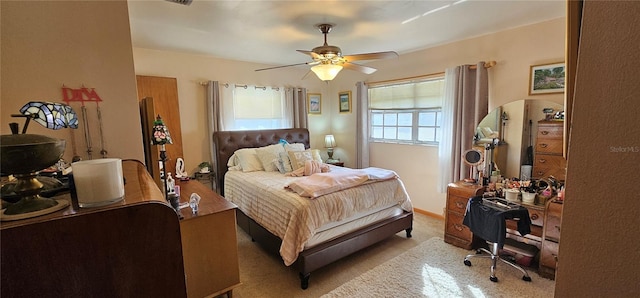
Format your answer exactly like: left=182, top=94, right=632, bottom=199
left=1, top=160, right=241, bottom=298
left=175, top=179, right=240, bottom=298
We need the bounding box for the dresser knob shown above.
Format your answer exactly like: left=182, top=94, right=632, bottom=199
left=455, top=201, right=465, bottom=209
left=454, top=224, right=464, bottom=231
left=531, top=214, right=539, bottom=220
left=541, top=131, right=550, bottom=135
left=540, top=143, right=548, bottom=148
left=539, top=158, right=547, bottom=163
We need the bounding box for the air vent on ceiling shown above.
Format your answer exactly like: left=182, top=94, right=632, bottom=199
left=166, top=0, right=192, bottom=5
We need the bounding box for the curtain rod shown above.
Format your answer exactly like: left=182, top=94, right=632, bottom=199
left=366, top=60, right=496, bottom=87
left=198, top=81, right=279, bottom=90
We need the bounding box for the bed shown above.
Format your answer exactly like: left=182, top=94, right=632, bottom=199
left=212, top=128, right=413, bottom=289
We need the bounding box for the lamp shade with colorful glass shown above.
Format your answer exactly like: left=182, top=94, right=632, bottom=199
left=1, top=101, right=78, bottom=219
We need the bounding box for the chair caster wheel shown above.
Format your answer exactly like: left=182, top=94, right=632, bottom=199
left=523, top=276, right=532, bottom=282
left=464, top=260, right=471, bottom=266
left=490, top=276, right=498, bottom=282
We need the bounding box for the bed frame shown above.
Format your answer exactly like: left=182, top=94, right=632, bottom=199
left=212, top=128, right=413, bottom=289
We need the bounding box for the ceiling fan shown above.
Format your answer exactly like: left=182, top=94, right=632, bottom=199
left=256, top=24, right=398, bottom=81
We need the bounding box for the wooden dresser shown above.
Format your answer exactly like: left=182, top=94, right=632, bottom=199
left=444, top=181, right=484, bottom=249
left=175, top=178, right=240, bottom=298
left=1, top=160, right=240, bottom=297
left=539, top=200, right=563, bottom=279
left=533, top=121, right=566, bottom=180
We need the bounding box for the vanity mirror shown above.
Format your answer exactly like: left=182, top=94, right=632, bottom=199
left=475, top=99, right=564, bottom=180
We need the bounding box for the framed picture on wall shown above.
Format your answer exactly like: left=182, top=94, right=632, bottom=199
left=529, top=62, right=565, bottom=95
left=339, top=91, right=352, bottom=113
left=307, top=93, right=321, bottom=114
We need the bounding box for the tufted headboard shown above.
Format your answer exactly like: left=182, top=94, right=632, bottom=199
left=212, top=128, right=310, bottom=195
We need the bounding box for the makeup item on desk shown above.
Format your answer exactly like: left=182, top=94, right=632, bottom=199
left=189, top=193, right=201, bottom=214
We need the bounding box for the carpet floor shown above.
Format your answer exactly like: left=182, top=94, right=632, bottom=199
left=321, top=237, right=555, bottom=297
left=228, top=213, right=555, bottom=298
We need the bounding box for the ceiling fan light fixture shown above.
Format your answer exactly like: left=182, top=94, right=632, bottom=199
left=311, top=64, right=343, bottom=81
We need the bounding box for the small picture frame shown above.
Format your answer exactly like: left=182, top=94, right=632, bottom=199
left=529, top=62, right=565, bottom=95
left=307, top=93, right=321, bottom=114
left=339, top=91, right=352, bottom=113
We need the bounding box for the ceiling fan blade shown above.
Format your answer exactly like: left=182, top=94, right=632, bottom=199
left=297, top=50, right=322, bottom=60
left=342, top=62, right=377, bottom=75
left=342, top=51, right=398, bottom=62
left=255, top=62, right=310, bottom=72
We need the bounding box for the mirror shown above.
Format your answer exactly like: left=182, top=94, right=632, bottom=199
left=475, top=99, right=564, bottom=180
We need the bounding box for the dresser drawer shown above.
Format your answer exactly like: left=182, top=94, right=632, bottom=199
left=446, top=195, right=470, bottom=214
left=535, top=139, right=563, bottom=154
left=447, top=183, right=483, bottom=199
left=537, top=123, right=563, bottom=139
left=540, top=240, right=559, bottom=269
left=445, top=211, right=472, bottom=242
left=528, top=207, right=545, bottom=227
left=534, top=154, right=566, bottom=168
left=533, top=167, right=566, bottom=181
left=544, top=202, right=563, bottom=241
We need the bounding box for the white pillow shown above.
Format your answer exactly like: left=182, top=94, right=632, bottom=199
left=308, top=149, right=323, bottom=163
left=256, top=144, right=285, bottom=172
left=235, top=148, right=264, bottom=172
left=278, top=152, right=294, bottom=172
left=287, top=150, right=314, bottom=170
left=284, top=143, right=305, bottom=152
left=227, top=153, right=239, bottom=167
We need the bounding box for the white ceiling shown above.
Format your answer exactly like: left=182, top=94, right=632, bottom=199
left=128, top=0, right=566, bottom=67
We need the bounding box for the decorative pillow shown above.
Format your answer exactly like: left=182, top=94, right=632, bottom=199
left=287, top=150, right=314, bottom=170
left=256, top=144, right=285, bottom=172
left=278, top=152, right=294, bottom=172
left=307, top=149, right=323, bottom=163
left=284, top=143, right=305, bottom=152
left=227, top=153, right=239, bottom=167
left=235, top=148, right=264, bottom=172
left=274, top=158, right=286, bottom=173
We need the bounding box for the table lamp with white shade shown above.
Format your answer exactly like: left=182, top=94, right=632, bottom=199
left=324, top=134, right=337, bottom=162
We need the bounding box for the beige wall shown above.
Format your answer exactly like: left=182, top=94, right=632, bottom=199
left=0, top=0, right=143, bottom=162
left=556, top=1, right=640, bottom=296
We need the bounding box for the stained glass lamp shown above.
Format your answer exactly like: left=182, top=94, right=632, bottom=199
left=19, top=101, right=79, bottom=130
left=151, top=115, right=172, bottom=199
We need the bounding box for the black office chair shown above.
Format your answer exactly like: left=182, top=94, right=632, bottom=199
left=462, top=196, right=532, bottom=282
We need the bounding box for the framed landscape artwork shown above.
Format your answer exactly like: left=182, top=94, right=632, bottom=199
left=339, top=91, right=351, bottom=113
left=529, top=62, right=565, bottom=95
left=307, top=93, right=321, bottom=114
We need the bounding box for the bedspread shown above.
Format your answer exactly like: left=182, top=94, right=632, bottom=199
left=224, top=168, right=413, bottom=266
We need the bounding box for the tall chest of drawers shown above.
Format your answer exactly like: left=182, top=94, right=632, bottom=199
left=444, top=181, right=484, bottom=249
left=533, top=121, right=566, bottom=180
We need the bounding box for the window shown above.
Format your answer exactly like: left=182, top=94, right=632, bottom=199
left=368, top=76, right=444, bottom=145
left=221, top=85, right=287, bottom=130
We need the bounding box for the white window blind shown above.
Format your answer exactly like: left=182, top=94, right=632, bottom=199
left=369, top=79, right=444, bottom=109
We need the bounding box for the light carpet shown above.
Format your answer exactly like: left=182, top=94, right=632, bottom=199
left=321, top=237, right=555, bottom=298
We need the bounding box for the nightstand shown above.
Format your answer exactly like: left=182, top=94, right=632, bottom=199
left=193, top=171, right=215, bottom=190
left=326, top=160, right=344, bottom=167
